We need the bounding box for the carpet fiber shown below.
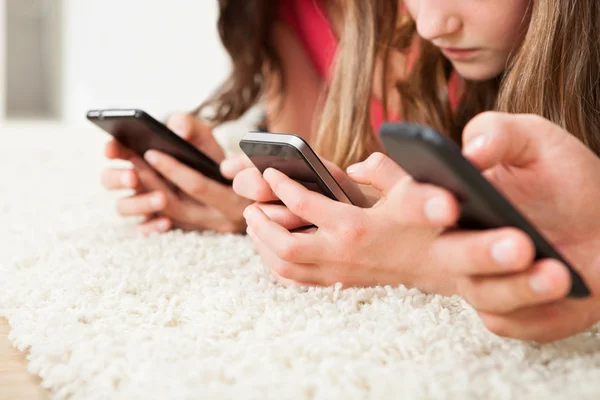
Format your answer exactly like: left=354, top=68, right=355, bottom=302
left=1, top=123, right=600, bottom=399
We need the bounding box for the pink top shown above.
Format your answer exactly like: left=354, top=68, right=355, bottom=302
left=279, top=0, right=461, bottom=133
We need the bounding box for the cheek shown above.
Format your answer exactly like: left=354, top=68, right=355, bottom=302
left=403, top=0, right=418, bottom=20
left=476, top=1, right=532, bottom=52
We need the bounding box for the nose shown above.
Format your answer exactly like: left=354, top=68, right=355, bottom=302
left=414, top=0, right=462, bottom=42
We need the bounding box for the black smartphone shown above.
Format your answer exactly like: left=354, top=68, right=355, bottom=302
left=379, top=122, right=589, bottom=298
left=239, top=132, right=354, bottom=204
left=86, top=108, right=232, bottom=186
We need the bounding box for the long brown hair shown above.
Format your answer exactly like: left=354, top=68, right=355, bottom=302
left=319, top=0, right=600, bottom=168
left=192, top=0, right=280, bottom=124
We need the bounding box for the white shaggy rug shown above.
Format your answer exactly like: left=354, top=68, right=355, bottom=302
left=1, top=122, right=600, bottom=400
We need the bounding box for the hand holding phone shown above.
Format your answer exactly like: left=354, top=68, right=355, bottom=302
left=87, top=108, right=231, bottom=185
left=379, top=122, right=590, bottom=298
left=239, top=132, right=354, bottom=204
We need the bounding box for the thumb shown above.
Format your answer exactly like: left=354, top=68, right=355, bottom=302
left=346, top=152, right=407, bottom=194
left=462, top=112, right=563, bottom=170
left=167, top=113, right=225, bottom=162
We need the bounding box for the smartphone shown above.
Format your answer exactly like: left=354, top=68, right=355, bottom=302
left=239, top=132, right=354, bottom=204
left=86, top=108, right=232, bottom=186
left=379, top=122, right=590, bottom=298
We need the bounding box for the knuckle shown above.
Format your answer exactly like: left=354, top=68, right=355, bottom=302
left=153, top=192, right=168, bottom=209
left=390, top=177, right=414, bottom=202
left=525, top=113, right=547, bottom=128
left=457, top=278, right=485, bottom=309
left=468, top=111, right=505, bottom=138
left=253, top=183, right=273, bottom=202
left=274, top=240, right=301, bottom=262
left=480, top=313, right=511, bottom=338
left=168, top=203, right=189, bottom=222
left=367, top=152, right=387, bottom=174
left=188, top=179, right=210, bottom=198
left=288, top=196, right=310, bottom=216
left=338, top=217, right=367, bottom=243
left=479, top=111, right=504, bottom=126
left=272, top=261, right=296, bottom=280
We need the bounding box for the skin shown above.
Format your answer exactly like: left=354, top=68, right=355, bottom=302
left=237, top=0, right=535, bottom=280
left=404, top=0, right=532, bottom=80
left=235, top=1, right=600, bottom=342
left=239, top=112, right=600, bottom=342
left=101, top=16, right=327, bottom=235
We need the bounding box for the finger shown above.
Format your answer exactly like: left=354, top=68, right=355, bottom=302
left=183, top=212, right=246, bottom=233
left=116, top=191, right=167, bottom=217
left=101, top=168, right=139, bottom=190
left=137, top=217, right=173, bottom=236
left=346, top=152, right=407, bottom=194
left=244, top=204, right=322, bottom=264
left=459, top=259, right=572, bottom=314
left=462, top=112, right=565, bottom=170
left=383, top=179, right=461, bottom=227
left=263, top=167, right=356, bottom=228
left=269, top=268, right=321, bottom=288
left=167, top=113, right=225, bottom=162
left=233, top=168, right=278, bottom=202
left=144, top=150, right=244, bottom=219
left=431, top=227, right=536, bottom=275
left=254, top=202, right=312, bottom=231
left=104, top=139, right=137, bottom=161
left=319, top=158, right=369, bottom=207
left=478, top=298, right=598, bottom=343
left=220, top=153, right=254, bottom=180
left=247, top=226, right=323, bottom=286
left=129, top=156, right=174, bottom=193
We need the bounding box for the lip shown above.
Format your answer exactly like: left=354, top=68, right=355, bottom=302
left=440, top=47, right=479, bottom=60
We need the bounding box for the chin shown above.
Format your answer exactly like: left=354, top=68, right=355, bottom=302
left=452, top=63, right=504, bottom=82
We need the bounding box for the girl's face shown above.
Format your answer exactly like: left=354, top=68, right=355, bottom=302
left=404, top=0, right=532, bottom=81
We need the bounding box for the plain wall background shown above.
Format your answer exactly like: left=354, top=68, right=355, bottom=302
left=60, top=0, right=231, bottom=126
left=5, top=0, right=63, bottom=119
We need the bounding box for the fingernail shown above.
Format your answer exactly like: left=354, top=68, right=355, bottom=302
left=243, top=206, right=256, bottom=221
left=157, top=219, right=170, bottom=231
left=529, top=272, right=553, bottom=294
left=121, top=172, right=135, bottom=188
left=424, top=197, right=449, bottom=222
left=491, top=238, right=518, bottom=269
left=346, top=162, right=363, bottom=175
left=151, top=194, right=164, bottom=209
left=263, top=168, right=276, bottom=181
left=144, top=151, right=158, bottom=165
left=464, top=135, right=486, bottom=155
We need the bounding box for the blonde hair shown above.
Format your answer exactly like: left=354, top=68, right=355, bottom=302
left=316, top=0, right=600, bottom=168
left=196, top=0, right=600, bottom=170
